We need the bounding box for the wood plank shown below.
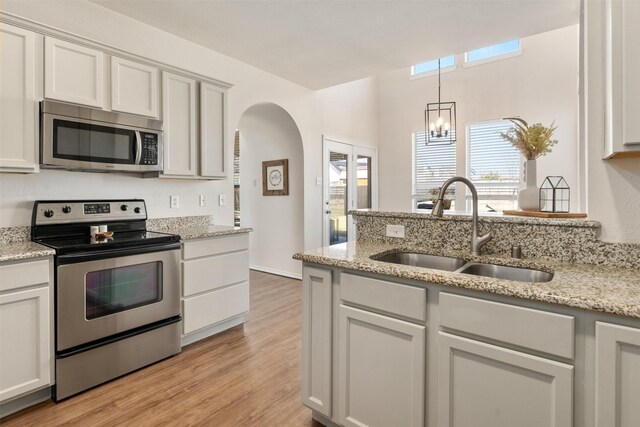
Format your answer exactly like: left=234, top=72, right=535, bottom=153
left=1, top=271, right=320, bottom=427
left=503, top=210, right=587, bottom=218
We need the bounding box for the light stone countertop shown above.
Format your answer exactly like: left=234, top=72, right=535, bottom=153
left=293, top=241, right=640, bottom=319
left=155, top=225, right=253, bottom=241
left=0, top=241, right=55, bottom=263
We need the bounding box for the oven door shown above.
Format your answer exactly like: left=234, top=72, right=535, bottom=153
left=56, top=244, right=180, bottom=351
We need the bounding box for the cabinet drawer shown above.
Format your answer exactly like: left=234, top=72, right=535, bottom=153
left=182, top=282, right=249, bottom=334
left=341, top=273, right=426, bottom=323
left=183, top=234, right=249, bottom=260
left=0, top=259, right=50, bottom=293
left=440, top=293, right=575, bottom=359
left=183, top=251, right=248, bottom=297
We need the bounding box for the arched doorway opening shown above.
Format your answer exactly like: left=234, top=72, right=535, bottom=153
left=237, top=103, right=304, bottom=279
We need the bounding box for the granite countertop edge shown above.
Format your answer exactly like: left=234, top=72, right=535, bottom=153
left=293, top=242, right=640, bottom=319
left=162, top=225, right=253, bottom=241
left=0, top=241, right=55, bottom=263
left=349, top=209, right=600, bottom=228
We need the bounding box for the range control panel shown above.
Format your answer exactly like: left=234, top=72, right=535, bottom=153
left=34, top=200, right=147, bottom=225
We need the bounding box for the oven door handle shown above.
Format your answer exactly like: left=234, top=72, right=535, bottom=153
left=57, top=242, right=181, bottom=265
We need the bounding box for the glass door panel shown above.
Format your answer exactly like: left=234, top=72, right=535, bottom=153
left=357, top=155, right=372, bottom=209
left=329, top=151, right=349, bottom=245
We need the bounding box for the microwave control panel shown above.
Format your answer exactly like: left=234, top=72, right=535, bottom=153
left=140, top=132, right=159, bottom=165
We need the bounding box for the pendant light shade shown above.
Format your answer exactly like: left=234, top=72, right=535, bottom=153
left=425, top=59, right=456, bottom=146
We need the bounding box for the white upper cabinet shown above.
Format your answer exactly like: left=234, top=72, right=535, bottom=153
left=200, top=83, right=227, bottom=178
left=603, top=0, right=640, bottom=158
left=44, top=37, right=104, bottom=108
left=0, top=24, right=39, bottom=173
left=161, top=72, right=197, bottom=177
left=110, top=57, right=159, bottom=117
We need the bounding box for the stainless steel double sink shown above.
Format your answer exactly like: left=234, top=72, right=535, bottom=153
left=374, top=252, right=553, bottom=283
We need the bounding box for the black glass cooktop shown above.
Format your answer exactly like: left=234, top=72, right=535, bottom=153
left=36, top=230, right=180, bottom=255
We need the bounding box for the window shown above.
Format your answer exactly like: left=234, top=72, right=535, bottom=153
left=467, top=121, right=520, bottom=212
left=411, top=55, right=455, bottom=77
left=412, top=131, right=456, bottom=210
left=465, top=39, right=520, bottom=63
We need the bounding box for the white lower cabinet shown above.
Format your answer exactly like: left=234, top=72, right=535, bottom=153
left=595, top=322, right=640, bottom=427
left=181, top=234, right=250, bottom=345
left=301, top=264, right=640, bottom=427
left=302, top=267, right=333, bottom=417
left=338, top=304, right=425, bottom=427
left=438, top=332, right=573, bottom=427
left=0, top=259, right=53, bottom=405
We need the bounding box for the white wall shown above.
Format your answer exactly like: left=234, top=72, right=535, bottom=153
left=0, top=1, right=380, bottom=259
left=238, top=103, right=304, bottom=278
left=582, top=1, right=640, bottom=244
left=377, top=25, right=580, bottom=213
left=315, top=76, right=379, bottom=148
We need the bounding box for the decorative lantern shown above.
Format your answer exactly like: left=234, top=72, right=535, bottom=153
left=539, top=176, right=570, bottom=212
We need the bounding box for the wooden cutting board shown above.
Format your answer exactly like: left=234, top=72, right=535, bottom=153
left=503, top=210, right=588, bottom=218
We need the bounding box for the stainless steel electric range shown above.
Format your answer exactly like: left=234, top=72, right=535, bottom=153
left=31, top=199, right=182, bottom=401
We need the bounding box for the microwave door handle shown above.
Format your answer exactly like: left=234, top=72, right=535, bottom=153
left=134, top=131, right=142, bottom=165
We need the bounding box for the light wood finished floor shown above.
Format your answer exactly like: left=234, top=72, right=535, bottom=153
left=3, top=270, right=320, bottom=426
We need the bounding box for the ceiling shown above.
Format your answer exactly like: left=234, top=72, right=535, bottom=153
left=90, top=0, right=580, bottom=89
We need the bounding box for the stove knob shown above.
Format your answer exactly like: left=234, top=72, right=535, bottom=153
left=134, top=207, right=141, bottom=214
left=62, top=205, right=72, bottom=214
left=121, top=204, right=129, bottom=211
left=44, top=210, right=54, bottom=218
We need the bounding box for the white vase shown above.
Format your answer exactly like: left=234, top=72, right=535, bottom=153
left=518, top=159, right=539, bottom=211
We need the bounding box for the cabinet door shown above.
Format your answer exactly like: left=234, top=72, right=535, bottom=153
left=0, top=287, right=51, bottom=402
left=111, top=57, right=159, bottom=117
left=301, top=267, right=333, bottom=417
left=0, top=24, right=39, bottom=173
left=162, top=72, right=197, bottom=176
left=438, top=332, right=573, bottom=427
left=200, top=83, right=226, bottom=178
left=621, top=0, right=640, bottom=146
left=338, top=304, right=425, bottom=427
left=595, top=322, right=640, bottom=427
left=44, top=37, right=104, bottom=108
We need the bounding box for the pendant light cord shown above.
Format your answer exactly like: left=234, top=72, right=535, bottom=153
left=437, top=59, right=441, bottom=116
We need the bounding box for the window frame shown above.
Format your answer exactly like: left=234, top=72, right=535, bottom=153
left=411, top=131, right=457, bottom=211
left=465, top=120, right=521, bottom=212
left=463, top=39, right=522, bottom=68
left=410, top=55, right=457, bottom=80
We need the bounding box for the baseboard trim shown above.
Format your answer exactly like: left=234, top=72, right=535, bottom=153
left=250, top=265, right=302, bottom=280
left=0, top=387, right=51, bottom=418
left=181, top=315, right=245, bottom=347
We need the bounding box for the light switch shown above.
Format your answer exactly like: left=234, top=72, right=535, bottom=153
left=218, top=194, right=226, bottom=206
left=316, top=177, right=322, bottom=186
left=199, top=195, right=206, bottom=207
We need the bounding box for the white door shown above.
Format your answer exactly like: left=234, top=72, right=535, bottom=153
left=323, top=137, right=377, bottom=246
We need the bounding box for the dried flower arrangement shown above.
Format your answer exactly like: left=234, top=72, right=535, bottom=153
left=500, top=117, right=558, bottom=160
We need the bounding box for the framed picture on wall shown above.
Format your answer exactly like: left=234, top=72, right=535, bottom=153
left=262, top=159, right=289, bottom=196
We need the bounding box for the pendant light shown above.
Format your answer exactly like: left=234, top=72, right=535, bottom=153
left=424, top=59, right=456, bottom=146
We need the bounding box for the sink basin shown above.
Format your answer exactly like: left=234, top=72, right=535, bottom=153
left=375, top=252, right=467, bottom=272
left=458, top=263, right=554, bottom=283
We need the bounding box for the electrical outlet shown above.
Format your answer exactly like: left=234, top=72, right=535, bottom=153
left=386, top=224, right=405, bottom=238
left=170, top=195, right=179, bottom=209
left=218, top=194, right=226, bottom=206
left=316, top=177, right=322, bottom=186
left=199, top=194, right=206, bottom=207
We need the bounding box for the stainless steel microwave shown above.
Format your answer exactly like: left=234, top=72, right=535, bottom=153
left=40, top=100, right=163, bottom=173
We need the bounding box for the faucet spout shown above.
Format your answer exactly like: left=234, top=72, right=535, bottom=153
left=431, top=176, right=492, bottom=256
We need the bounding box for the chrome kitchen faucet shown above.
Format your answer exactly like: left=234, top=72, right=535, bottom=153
left=431, top=176, right=492, bottom=256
